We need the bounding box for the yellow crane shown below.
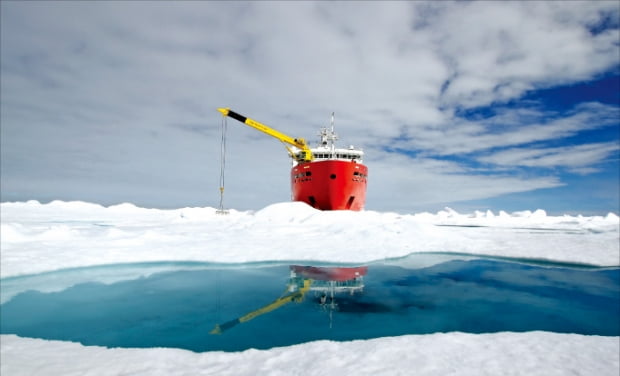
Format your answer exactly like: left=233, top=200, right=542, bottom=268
left=217, top=108, right=314, bottom=162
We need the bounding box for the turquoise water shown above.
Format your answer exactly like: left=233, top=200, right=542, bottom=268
left=1, top=255, right=618, bottom=352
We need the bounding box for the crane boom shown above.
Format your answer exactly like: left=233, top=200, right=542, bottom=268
left=217, top=108, right=313, bottom=162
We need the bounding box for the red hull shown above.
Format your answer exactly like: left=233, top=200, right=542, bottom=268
left=290, top=265, right=368, bottom=282
left=291, top=160, right=368, bottom=211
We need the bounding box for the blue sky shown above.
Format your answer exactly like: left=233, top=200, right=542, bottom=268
left=1, top=1, right=618, bottom=215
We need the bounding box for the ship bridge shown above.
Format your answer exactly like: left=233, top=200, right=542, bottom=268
left=292, top=147, right=363, bottom=165
left=292, top=123, right=364, bottom=165
left=310, top=147, right=363, bottom=161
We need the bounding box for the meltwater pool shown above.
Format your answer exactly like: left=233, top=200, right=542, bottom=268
left=1, top=254, right=618, bottom=352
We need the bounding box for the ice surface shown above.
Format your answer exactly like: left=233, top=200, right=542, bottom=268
left=1, top=201, right=618, bottom=279
left=2, top=333, right=618, bottom=376
left=1, top=201, right=619, bottom=375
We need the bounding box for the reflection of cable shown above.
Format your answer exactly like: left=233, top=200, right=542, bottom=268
left=215, top=269, right=221, bottom=325
left=330, top=281, right=335, bottom=329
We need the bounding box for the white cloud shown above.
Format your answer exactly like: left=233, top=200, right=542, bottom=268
left=478, top=142, right=620, bottom=174
left=365, top=152, right=563, bottom=212
left=426, top=1, right=620, bottom=108
left=390, top=102, right=620, bottom=156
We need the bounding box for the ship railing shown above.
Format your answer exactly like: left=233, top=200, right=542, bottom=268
left=287, top=277, right=365, bottom=294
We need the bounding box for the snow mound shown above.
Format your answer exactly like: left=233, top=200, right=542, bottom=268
left=252, top=201, right=320, bottom=222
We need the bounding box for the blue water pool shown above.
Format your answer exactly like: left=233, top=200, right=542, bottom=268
left=1, top=254, right=618, bottom=352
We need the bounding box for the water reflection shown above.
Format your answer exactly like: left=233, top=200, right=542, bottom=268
left=1, top=257, right=618, bottom=352
left=210, top=265, right=368, bottom=334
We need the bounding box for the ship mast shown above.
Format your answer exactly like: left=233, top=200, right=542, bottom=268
left=319, top=112, right=338, bottom=157
left=330, top=112, right=336, bottom=156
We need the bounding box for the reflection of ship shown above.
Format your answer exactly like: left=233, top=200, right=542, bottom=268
left=210, top=265, right=367, bottom=334
left=290, top=265, right=368, bottom=283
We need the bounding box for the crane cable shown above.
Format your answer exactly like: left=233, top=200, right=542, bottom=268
left=217, top=115, right=229, bottom=215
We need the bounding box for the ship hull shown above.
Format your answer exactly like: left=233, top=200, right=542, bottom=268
left=291, top=160, right=368, bottom=211
left=290, top=265, right=368, bottom=282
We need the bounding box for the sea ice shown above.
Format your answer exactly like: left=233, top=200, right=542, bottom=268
left=1, top=201, right=618, bottom=375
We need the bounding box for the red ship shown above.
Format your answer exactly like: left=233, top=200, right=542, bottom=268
left=218, top=108, right=368, bottom=210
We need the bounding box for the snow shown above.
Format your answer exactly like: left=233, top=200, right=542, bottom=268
left=1, top=201, right=618, bottom=279
left=1, top=200, right=619, bottom=376
left=1, top=332, right=618, bottom=376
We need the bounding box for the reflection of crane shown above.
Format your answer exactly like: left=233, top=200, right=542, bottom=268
left=210, top=266, right=367, bottom=335
left=217, top=108, right=314, bottom=163
left=210, top=279, right=312, bottom=335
